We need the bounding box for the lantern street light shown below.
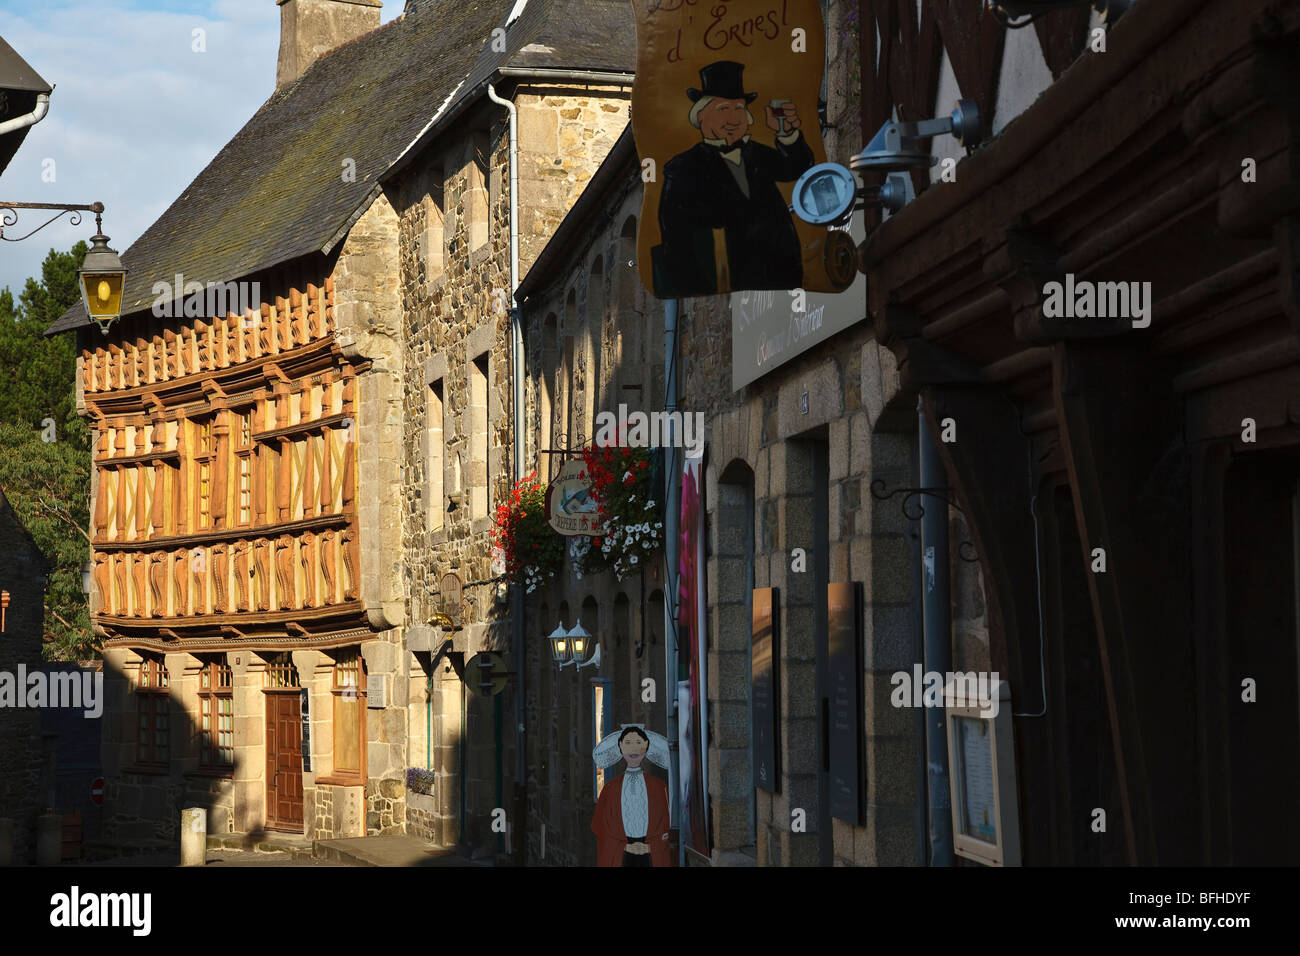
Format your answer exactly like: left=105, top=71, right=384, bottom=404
left=560, top=621, right=601, bottom=671
left=548, top=620, right=572, bottom=666
left=548, top=620, right=601, bottom=670
left=81, top=561, right=93, bottom=597
left=0, top=201, right=126, bottom=334
left=78, top=211, right=127, bottom=335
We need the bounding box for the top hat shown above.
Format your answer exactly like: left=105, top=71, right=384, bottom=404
left=686, top=61, right=758, bottom=103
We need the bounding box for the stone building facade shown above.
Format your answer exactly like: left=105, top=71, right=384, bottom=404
left=508, top=0, right=1103, bottom=867
left=0, top=491, right=53, bottom=863
left=391, top=77, right=632, bottom=854
left=516, top=128, right=672, bottom=866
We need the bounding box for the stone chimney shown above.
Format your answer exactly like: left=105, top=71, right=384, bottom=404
left=276, top=0, right=383, bottom=90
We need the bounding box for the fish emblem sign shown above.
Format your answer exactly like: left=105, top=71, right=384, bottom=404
left=632, top=0, right=853, bottom=299
left=546, top=459, right=600, bottom=536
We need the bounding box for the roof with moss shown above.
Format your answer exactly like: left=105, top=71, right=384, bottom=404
left=48, top=0, right=636, bottom=335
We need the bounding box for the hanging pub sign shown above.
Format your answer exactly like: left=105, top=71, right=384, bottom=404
left=545, top=458, right=599, bottom=536
left=632, top=0, right=854, bottom=299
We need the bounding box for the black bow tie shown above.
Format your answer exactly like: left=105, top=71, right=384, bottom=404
left=709, top=141, right=745, bottom=155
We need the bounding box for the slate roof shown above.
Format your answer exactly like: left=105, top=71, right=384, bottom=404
left=49, top=0, right=636, bottom=335
left=0, top=35, right=54, bottom=176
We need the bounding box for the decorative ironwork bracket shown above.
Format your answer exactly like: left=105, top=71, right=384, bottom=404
left=0, top=200, right=104, bottom=242
left=869, top=479, right=980, bottom=563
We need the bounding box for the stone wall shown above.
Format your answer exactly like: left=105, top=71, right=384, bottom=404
left=391, top=81, right=631, bottom=855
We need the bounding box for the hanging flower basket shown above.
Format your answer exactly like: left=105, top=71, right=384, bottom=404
left=491, top=472, right=564, bottom=593
left=577, top=441, right=664, bottom=580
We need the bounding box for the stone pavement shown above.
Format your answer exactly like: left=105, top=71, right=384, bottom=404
left=313, top=834, right=491, bottom=866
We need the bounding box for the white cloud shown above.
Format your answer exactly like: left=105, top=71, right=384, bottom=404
left=0, top=0, right=402, bottom=301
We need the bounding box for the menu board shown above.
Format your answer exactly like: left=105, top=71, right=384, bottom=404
left=751, top=588, right=780, bottom=793
left=956, top=716, right=998, bottom=844
left=827, top=583, right=863, bottom=824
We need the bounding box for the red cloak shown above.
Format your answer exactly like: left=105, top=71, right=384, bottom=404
left=591, top=771, right=671, bottom=867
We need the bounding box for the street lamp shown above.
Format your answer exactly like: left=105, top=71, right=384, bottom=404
left=0, top=201, right=126, bottom=334
left=78, top=214, right=127, bottom=335
left=548, top=621, right=572, bottom=665
left=561, top=621, right=600, bottom=672
left=81, top=561, right=92, bottom=597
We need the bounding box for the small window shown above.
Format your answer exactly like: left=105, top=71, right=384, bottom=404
left=427, top=379, right=445, bottom=532
left=264, top=653, right=300, bottom=689
left=136, top=656, right=170, bottom=768
left=470, top=354, right=489, bottom=519
left=199, top=658, right=234, bottom=771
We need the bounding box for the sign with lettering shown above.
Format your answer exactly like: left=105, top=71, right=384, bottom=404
left=827, top=582, right=863, bottom=824
left=731, top=218, right=866, bottom=390
left=544, top=459, right=599, bottom=536
left=632, top=0, right=853, bottom=299
left=300, top=688, right=312, bottom=773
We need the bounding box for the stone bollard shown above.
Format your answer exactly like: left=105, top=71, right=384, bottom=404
left=180, top=807, right=207, bottom=867
left=0, top=818, right=13, bottom=866
left=36, top=813, right=62, bottom=866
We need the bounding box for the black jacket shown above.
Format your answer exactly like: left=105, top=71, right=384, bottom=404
left=654, top=132, right=815, bottom=298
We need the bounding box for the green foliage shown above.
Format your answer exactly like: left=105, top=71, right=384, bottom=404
left=0, top=243, right=93, bottom=659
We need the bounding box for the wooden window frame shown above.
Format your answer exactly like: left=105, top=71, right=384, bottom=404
left=317, top=649, right=366, bottom=787
left=197, top=658, right=234, bottom=775
left=133, top=656, right=170, bottom=773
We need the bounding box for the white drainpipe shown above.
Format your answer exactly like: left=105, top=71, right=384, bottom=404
left=486, top=80, right=527, bottom=862
left=0, top=92, right=51, bottom=136
left=487, top=82, right=523, bottom=483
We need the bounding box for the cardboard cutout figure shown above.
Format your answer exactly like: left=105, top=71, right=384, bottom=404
left=654, top=61, right=815, bottom=297
left=591, top=724, right=672, bottom=866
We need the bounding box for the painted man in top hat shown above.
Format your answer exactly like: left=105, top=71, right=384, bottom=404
left=654, top=60, right=815, bottom=297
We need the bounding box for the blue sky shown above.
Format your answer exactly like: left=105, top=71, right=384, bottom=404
left=0, top=0, right=403, bottom=299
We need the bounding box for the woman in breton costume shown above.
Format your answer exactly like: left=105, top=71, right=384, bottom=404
left=591, top=725, right=672, bottom=867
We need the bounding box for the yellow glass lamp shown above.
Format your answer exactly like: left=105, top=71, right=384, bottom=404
left=78, top=230, right=127, bottom=335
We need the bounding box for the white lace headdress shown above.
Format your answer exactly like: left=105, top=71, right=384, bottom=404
left=593, top=724, right=670, bottom=770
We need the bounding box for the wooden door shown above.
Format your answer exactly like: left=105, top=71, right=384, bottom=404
left=265, top=692, right=304, bottom=831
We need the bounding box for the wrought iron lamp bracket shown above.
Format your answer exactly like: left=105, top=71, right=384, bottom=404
left=869, top=479, right=980, bottom=563
left=0, top=201, right=103, bottom=242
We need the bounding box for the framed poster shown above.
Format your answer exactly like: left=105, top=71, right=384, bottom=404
left=752, top=587, right=780, bottom=792
left=827, top=582, right=863, bottom=824
left=944, top=678, right=1021, bottom=866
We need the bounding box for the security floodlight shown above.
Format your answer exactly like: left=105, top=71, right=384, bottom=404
left=791, top=163, right=860, bottom=226
left=850, top=99, right=982, bottom=174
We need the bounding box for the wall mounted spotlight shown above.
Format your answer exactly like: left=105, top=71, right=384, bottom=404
left=850, top=99, right=983, bottom=174
left=987, top=0, right=1130, bottom=29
